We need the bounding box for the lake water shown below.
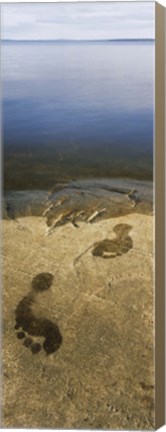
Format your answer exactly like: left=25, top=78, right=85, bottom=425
left=2, top=40, right=154, bottom=191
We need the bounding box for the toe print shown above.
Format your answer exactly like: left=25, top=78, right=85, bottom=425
left=23, top=337, right=33, bottom=348
left=31, top=343, right=42, bottom=354
left=92, top=223, right=133, bottom=259
left=14, top=272, right=62, bottom=355
left=32, top=272, right=54, bottom=292
left=17, top=331, right=25, bottom=339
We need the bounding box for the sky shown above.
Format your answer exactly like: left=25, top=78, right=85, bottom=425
left=1, top=2, right=155, bottom=41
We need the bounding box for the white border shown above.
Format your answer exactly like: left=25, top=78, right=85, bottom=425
left=0, top=1, right=165, bottom=432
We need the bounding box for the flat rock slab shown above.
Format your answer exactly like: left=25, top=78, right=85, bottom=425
left=2, top=213, right=154, bottom=429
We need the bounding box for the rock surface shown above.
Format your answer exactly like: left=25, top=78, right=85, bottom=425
left=2, top=213, right=154, bottom=429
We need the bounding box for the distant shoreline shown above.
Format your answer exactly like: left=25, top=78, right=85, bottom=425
left=2, top=38, right=155, bottom=43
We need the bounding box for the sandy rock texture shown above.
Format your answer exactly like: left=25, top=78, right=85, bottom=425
left=2, top=213, right=154, bottom=429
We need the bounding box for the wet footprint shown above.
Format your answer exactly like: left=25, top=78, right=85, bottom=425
left=14, top=272, right=62, bottom=355
left=92, top=223, right=133, bottom=259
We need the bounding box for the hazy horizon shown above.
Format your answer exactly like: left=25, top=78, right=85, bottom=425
left=2, top=37, right=155, bottom=42
left=2, top=2, right=155, bottom=41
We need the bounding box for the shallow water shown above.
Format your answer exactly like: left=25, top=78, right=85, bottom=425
left=3, top=178, right=153, bottom=220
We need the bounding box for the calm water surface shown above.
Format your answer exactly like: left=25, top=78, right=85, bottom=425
left=2, top=41, right=154, bottom=191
